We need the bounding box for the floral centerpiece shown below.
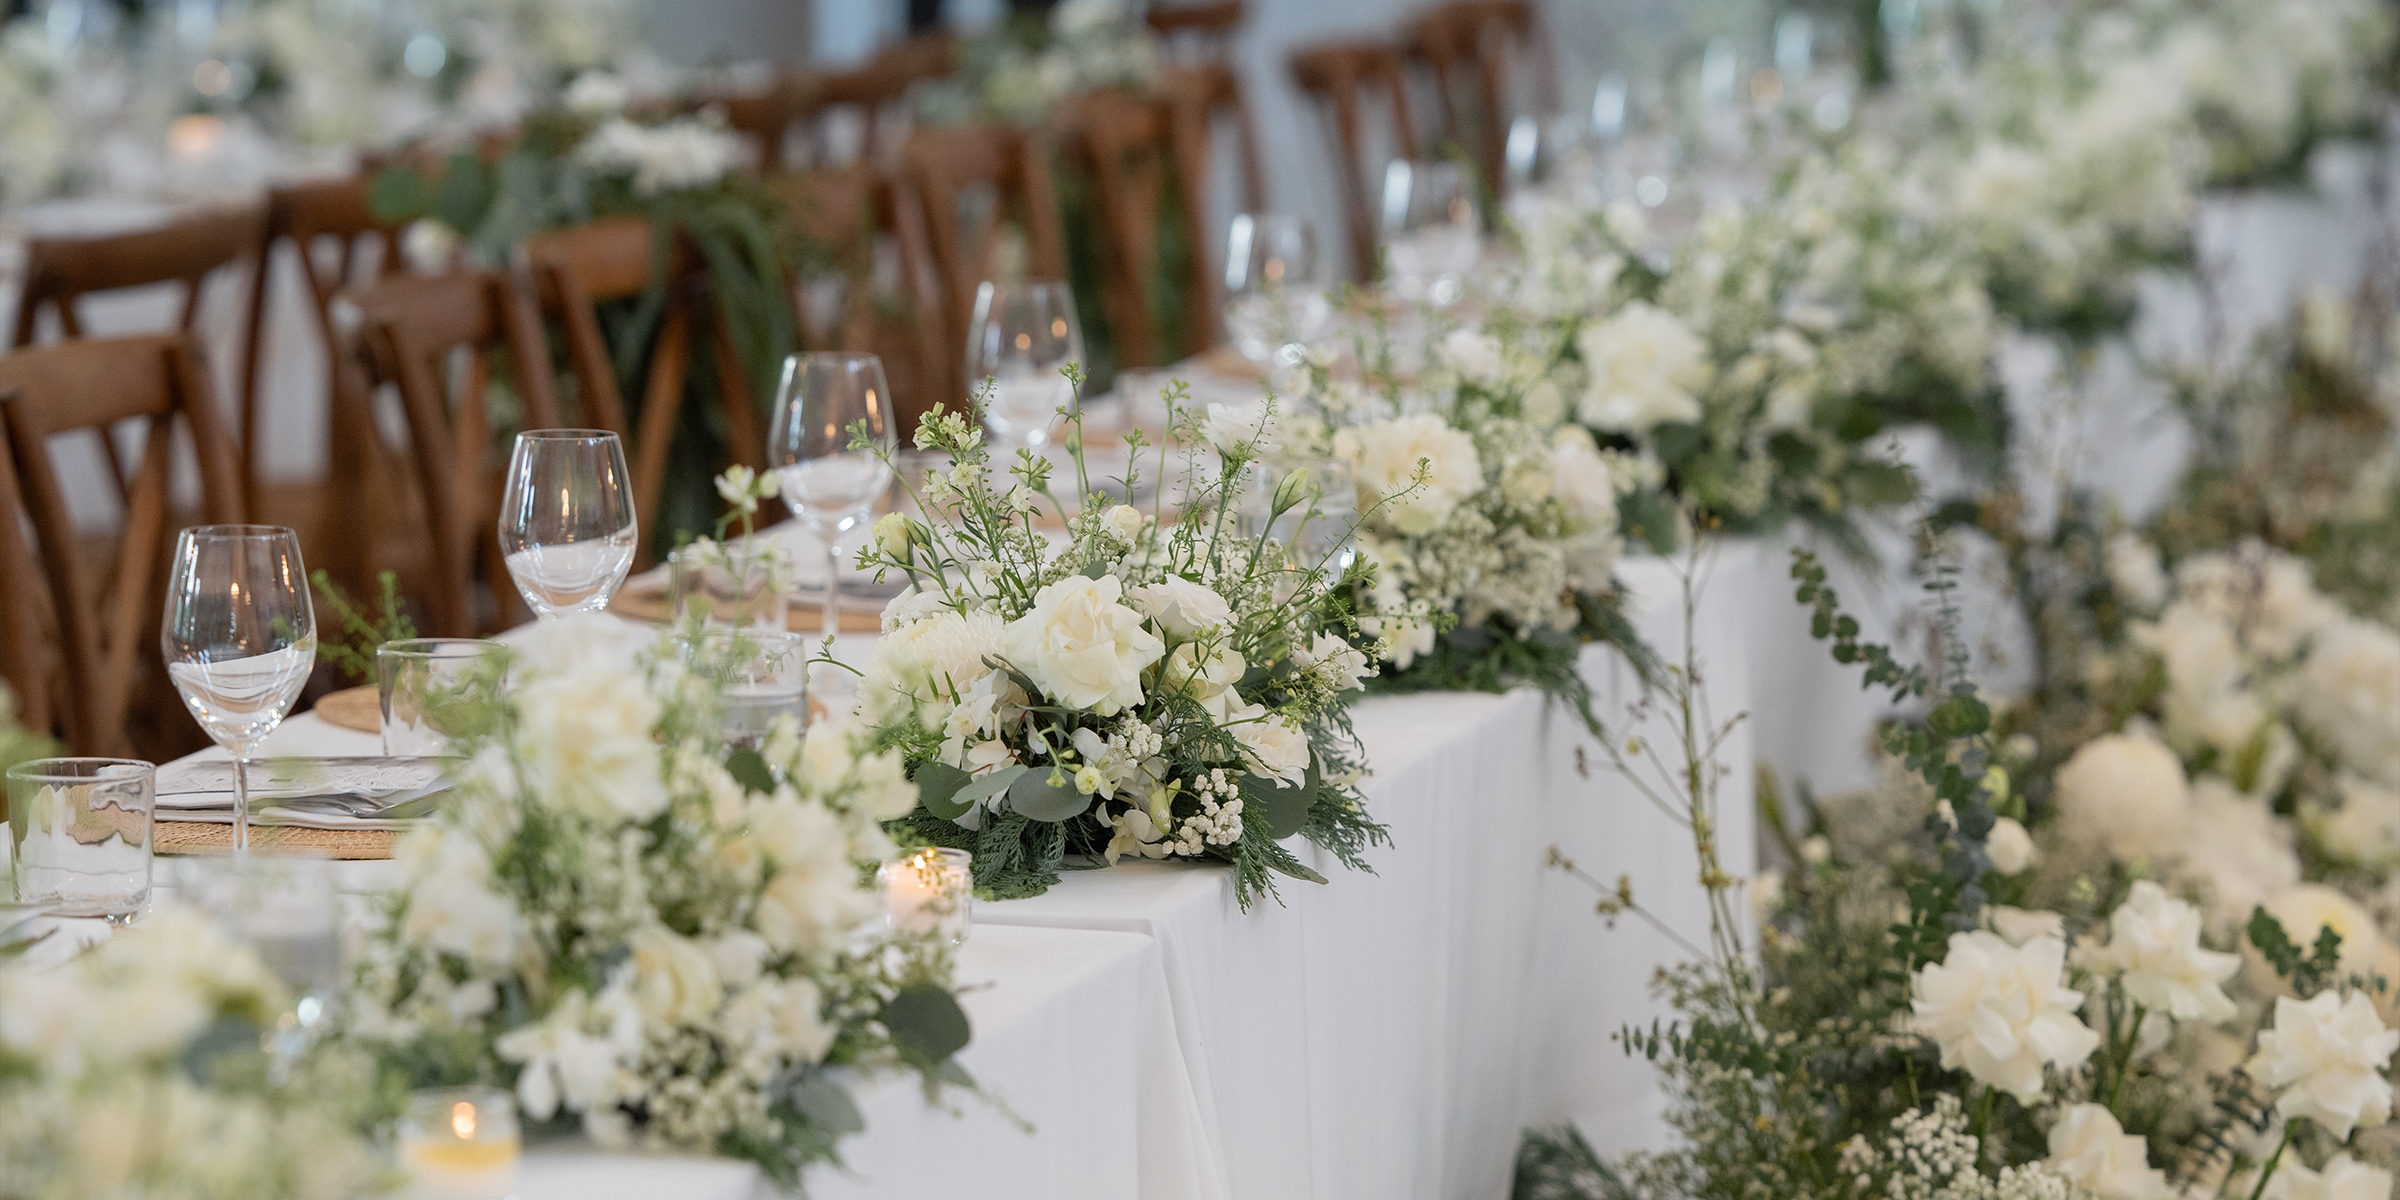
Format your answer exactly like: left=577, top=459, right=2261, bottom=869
left=347, top=617, right=971, bottom=1188
left=853, top=385, right=1389, bottom=906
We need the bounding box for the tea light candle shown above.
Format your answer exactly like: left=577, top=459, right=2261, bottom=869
left=400, top=1087, right=521, bottom=1200
left=880, top=847, right=972, bottom=945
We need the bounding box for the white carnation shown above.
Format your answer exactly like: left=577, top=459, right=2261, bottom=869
left=2250, top=990, right=2400, bottom=1139
left=2053, top=734, right=2189, bottom=863
left=395, top=829, right=522, bottom=971
left=859, top=608, right=1004, bottom=725
left=1909, top=930, right=2099, bottom=1103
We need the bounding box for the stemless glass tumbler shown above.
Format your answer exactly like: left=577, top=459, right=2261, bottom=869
left=160, top=524, right=315, bottom=855
left=4, top=758, right=155, bottom=922
left=498, top=430, right=637, bottom=620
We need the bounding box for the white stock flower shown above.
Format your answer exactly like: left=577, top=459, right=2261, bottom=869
left=2262, top=1153, right=2394, bottom=1200
left=1987, top=816, right=2037, bottom=875
left=1002, top=575, right=1166, bottom=715
left=2053, top=734, right=2189, bottom=863
left=1128, top=576, right=1234, bottom=638
left=1438, top=328, right=1505, bottom=384
left=1909, top=930, right=2099, bottom=1103
left=1337, top=415, right=1484, bottom=536
left=2299, top=618, right=2400, bottom=787
left=2088, top=881, right=2240, bottom=1024
left=1227, top=702, right=1309, bottom=787
left=1574, top=302, right=1708, bottom=433
left=628, top=925, right=724, bottom=1027
left=2250, top=990, right=2400, bottom=1139
left=2046, top=1103, right=2170, bottom=1200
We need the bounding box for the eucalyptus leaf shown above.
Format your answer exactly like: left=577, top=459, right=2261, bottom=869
left=916, top=761, right=975, bottom=820
left=1008, top=768, right=1093, bottom=822
left=1237, top=751, right=1319, bottom=841
left=880, top=983, right=972, bottom=1062
left=788, top=1071, right=866, bottom=1136
left=954, top=765, right=1028, bottom=808
left=725, top=749, right=777, bottom=795
left=366, top=165, right=429, bottom=222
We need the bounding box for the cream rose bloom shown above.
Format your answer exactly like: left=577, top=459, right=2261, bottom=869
left=1157, top=641, right=1246, bottom=722
left=1337, top=414, right=1484, bottom=536
left=1003, top=575, right=1165, bottom=715
left=629, top=925, right=724, bottom=1027
left=2251, top=990, right=2400, bottom=1139
left=2046, top=1104, right=2170, bottom=1200
left=1128, top=576, right=1234, bottom=638
left=1574, top=301, right=1708, bottom=433
left=2053, top=734, right=2189, bottom=862
left=1909, top=930, right=2099, bottom=1103
left=1102, top=504, right=1146, bottom=542
left=2086, top=881, right=2240, bottom=1024
left=2261, top=1153, right=2394, bottom=1200
left=1228, top=702, right=1310, bottom=787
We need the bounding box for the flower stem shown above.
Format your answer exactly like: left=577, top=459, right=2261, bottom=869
left=2247, top=1124, right=2297, bottom=1200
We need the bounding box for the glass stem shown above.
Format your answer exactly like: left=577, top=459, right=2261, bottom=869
left=231, top=743, right=253, bottom=856
left=823, top=540, right=842, bottom=640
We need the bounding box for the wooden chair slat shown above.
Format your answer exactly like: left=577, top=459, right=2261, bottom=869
left=1289, top=39, right=1419, bottom=284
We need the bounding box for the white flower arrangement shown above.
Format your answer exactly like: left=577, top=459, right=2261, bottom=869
left=853, top=381, right=1389, bottom=906
left=574, top=110, right=745, bottom=198
left=347, top=616, right=969, bottom=1188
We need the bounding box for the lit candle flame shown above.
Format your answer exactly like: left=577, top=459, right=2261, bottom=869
left=450, top=1101, right=477, bottom=1140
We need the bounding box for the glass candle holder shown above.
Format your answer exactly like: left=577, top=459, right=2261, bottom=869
left=399, top=1087, right=521, bottom=1200
left=879, top=847, right=972, bottom=945
left=4, top=758, right=154, bottom=923
left=378, top=638, right=497, bottom=757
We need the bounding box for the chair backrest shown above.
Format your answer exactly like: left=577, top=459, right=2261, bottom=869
left=521, top=218, right=769, bottom=568
left=1057, top=89, right=1196, bottom=371
left=1403, top=0, right=1557, bottom=197
left=1161, top=63, right=1267, bottom=349
left=766, top=167, right=951, bottom=438
left=0, top=401, right=54, bottom=741
left=8, top=204, right=267, bottom=349
left=1288, top=39, right=1419, bottom=283
left=349, top=271, right=559, bottom=636
left=0, top=335, right=247, bottom=756
left=1146, top=0, right=1246, bottom=64
left=900, top=124, right=1070, bottom=403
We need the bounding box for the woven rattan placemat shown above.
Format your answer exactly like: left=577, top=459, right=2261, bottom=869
left=156, top=821, right=395, bottom=859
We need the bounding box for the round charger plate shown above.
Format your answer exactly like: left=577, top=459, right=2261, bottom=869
left=313, top=684, right=381, bottom=734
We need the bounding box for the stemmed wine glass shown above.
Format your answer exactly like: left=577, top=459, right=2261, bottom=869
left=498, top=429, right=637, bottom=619
left=767, top=353, right=896, bottom=638
left=1379, top=159, right=1481, bottom=307
left=966, top=279, right=1083, bottom=454
left=160, top=525, right=316, bottom=855
left=1223, top=213, right=1333, bottom=373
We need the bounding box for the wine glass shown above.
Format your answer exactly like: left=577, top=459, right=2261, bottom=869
left=767, top=352, right=896, bottom=638
left=1223, top=213, right=1333, bottom=373
left=966, top=279, right=1083, bottom=453
left=160, top=524, right=316, bottom=855
left=498, top=429, right=637, bottom=619
left=1379, top=159, right=1481, bottom=307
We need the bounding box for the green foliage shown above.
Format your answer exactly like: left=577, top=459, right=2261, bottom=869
left=309, top=569, right=418, bottom=683
left=2247, top=907, right=2350, bottom=997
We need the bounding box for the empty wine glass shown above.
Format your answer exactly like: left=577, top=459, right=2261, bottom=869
left=160, top=524, right=316, bottom=855
left=498, top=429, right=637, bottom=619
left=767, top=353, right=896, bottom=638
left=1380, top=159, right=1481, bottom=307
left=1223, top=213, right=1334, bottom=372
left=967, top=279, right=1083, bottom=452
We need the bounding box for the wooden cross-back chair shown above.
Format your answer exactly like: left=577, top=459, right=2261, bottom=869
left=1162, top=63, right=1268, bottom=348
left=0, top=335, right=247, bottom=758
left=7, top=204, right=266, bottom=349
left=765, top=166, right=951, bottom=438
left=1288, top=39, right=1420, bottom=283
left=899, top=124, right=1070, bottom=405
left=1146, top=0, right=1247, bottom=63
left=0, top=402, right=54, bottom=742
left=521, top=217, right=769, bottom=569
left=1403, top=0, right=1558, bottom=198
left=348, top=271, right=559, bottom=637
left=716, top=32, right=956, bottom=173
left=1056, top=89, right=1204, bottom=371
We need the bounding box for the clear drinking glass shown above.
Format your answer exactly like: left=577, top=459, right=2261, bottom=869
left=377, top=638, right=496, bottom=756
left=1223, top=213, right=1334, bottom=371
left=966, top=279, right=1083, bottom=452
left=4, top=758, right=154, bottom=923
left=161, top=524, right=316, bottom=856
left=173, top=855, right=342, bottom=1036
left=767, top=353, right=896, bottom=638
left=685, top=628, right=809, bottom=752
left=497, top=429, right=637, bottom=619
left=1379, top=159, right=1482, bottom=307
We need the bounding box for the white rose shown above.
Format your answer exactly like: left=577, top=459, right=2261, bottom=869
left=1987, top=816, right=2036, bottom=874
left=1202, top=400, right=1277, bottom=456
left=1227, top=701, right=1309, bottom=787
left=2106, top=534, right=2168, bottom=611
left=1990, top=906, right=2064, bottom=947
left=1438, top=328, right=1504, bottom=384
left=1909, top=930, right=2099, bottom=1102
left=2087, top=881, right=2240, bottom=1024
left=2046, top=1103, right=2171, bottom=1200
left=2262, top=1154, right=2393, bottom=1200
left=1102, top=504, right=1146, bottom=542
left=1574, top=301, right=1708, bottom=433
left=2250, top=990, right=2399, bottom=1139
left=1548, top=428, right=1618, bottom=527
left=1002, top=575, right=1166, bottom=715
left=1128, top=576, right=1234, bottom=638
left=629, top=925, right=724, bottom=1027
left=872, top=511, right=913, bottom=561
left=515, top=661, right=667, bottom=822
left=1157, top=641, right=1246, bottom=722
left=1336, top=415, right=1484, bottom=536
left=2298, top=618, right=2400, bottom=787
left=2053, top=734, right=2189, bottom=863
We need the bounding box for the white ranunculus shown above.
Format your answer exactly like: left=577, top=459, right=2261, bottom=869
left=1157, top=641, right=1246, bottom=722
left=1547, top=428, right=1617, bottom=527
left=2298, top=618, right=2400, bottom=786
left=629, top=925, right=724, bottom=1027
left=2088, top=881, right=2240, bottom=1024
left=1227, top=702, right=1309, bottom=787
left=1102, top=504, right=1146, bottom=542
left=1128, top=576, right=1233, bottom=638
left=2052, top=734, right=2189, bottom=863
left=1336, top=415, right=1485, bottom=536
left=1990, top=906, right=2064, bottom=948
left=2106, top=534, right=2169, bottom=611
left=1987, top=816, right=2036, bottom=875
left=1002, top=575, right=1166, bottom=715
left=859, top=608, right=1005, bottom=724
left=1909, top=930, right=2099, bottom=1103
left=2262, top=1153, right=2394, bottom=1200
left=2250, top=989, right=2400, bottom=1139
left=1438, top=328, right=1505, bottom=384
left=1574, top=301, right=1709, bottom=433
left=2046, top=1104, right=2171, bottom=1200
left=1202, top=400, right=1277, bottom=456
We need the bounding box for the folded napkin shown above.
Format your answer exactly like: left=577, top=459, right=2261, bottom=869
left=154, top=757, right=451, bottom=831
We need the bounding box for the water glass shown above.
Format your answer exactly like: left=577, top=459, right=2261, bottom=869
left=1379, top=159, right=1481, bottom=306
left=173, top=855, right=342, bottom=1035
left=378, top=638, right=497, bottom=756
left=880, top=847, right=972, bottom=945
left=767, top=352, right=897, bottom=638
left=161, top=524, right=315, bottom=855
left=686, top=629, right=809, bottom=752
left=3, top=758, right=154, bottom=923
left=498, top=429, right=637, bottom=619
left=966, top=279, right=1083, bottom=451
left=1223, top=213, right=1333, bottom=371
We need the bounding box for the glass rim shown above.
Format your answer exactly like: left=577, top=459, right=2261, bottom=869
left=5, top=756, right=155, bottom=782
left=785, top=350, right=886, bottom=369
left=892, top=846, right=973, bottom=867
left=973, top=277, right=1072, bottom=296
left=513, top=427, right=621, bottom=443
left=378, top=637, right=497, bottom=657
left=178, top=523, right=300, bottom=541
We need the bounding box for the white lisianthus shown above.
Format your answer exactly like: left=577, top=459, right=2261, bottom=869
left=1227, top=702, right=1309, bottom=787
left=2249, top=990, right=2400, bottom=1139
left=1002, top=575, right=1166, bottom=716
left=629, top=925, right=724, bottom=1027
left=1909, top=930, right=2099, bottom=1103
left=1987, top=816, right=2036, bottom=874
left=1202, top=400, right=1277, bottom=456
left=1128, top=576, right=1234, bottom=638
left=1362, top=610, right=1437, bottom=671
left=2261, top=1153, right=2394, bottom=1200
left=2087, top=881, right=2240, bottom=1024
left=1438, top=328, right=1505, bottom=384
left=1336, top=414, right=1484, bottom=536
left=1547, top=428, right=1618, bottom=527
left=1574, top=301, right=1708, bottom=433
left=2045, top=1104, right=2171, bottom=1200
left=1102, top=504, right=1146, bottom=542
left=2052, top=734, right=2189, bottom=863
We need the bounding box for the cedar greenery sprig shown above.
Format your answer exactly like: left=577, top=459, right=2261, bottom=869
left=309, top=568, right=418, bottom=683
